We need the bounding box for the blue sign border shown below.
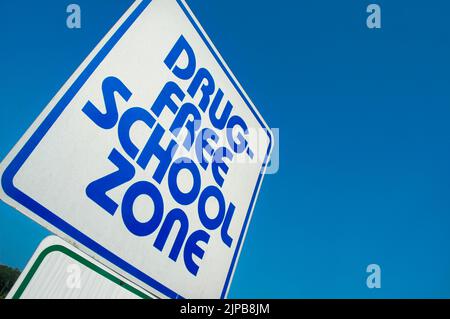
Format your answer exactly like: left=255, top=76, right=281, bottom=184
left=1, top=0, right=272, bottom=299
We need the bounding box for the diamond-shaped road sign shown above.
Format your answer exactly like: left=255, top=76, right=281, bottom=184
left=0, top=0, right=273, bottom=298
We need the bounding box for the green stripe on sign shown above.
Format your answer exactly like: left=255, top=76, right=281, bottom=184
left=13, top=244, right=152, bottom=299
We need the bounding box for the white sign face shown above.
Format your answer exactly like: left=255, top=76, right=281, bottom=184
left=0, top=0, right=272, bottom=298
left=7, top=236, right=152, bottom=299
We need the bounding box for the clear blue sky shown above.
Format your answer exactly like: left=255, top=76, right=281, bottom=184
left=1, top=0, right=449, bottom=298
